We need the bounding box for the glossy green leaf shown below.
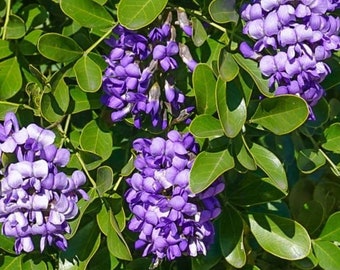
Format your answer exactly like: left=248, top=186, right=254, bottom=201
left=227, top=175, right=286, bottom=206
left=322, top=123, right=340, bottom=153
left=120, top=155, right=135, bottom=176
left=248, top=213, right=311, bottom=260
left=189, top=114, right=224, bottom=138
left=38, top=33, right=83, bottom=62
left=208, top=0, right=238, bottom=23
left=192, top=17, right=207, bottom=47
left=313, top=240, right=340, bottom=270
left=5, top=14, right=26, bottom=39
left=0, top=101, right=20, bottom=119
left=216, top=77, right=246, bottom=138
left=232, top=135, right=256, bottom=171
left=80, top=119, right=113, bottom=163
left=60, top=219, right=101, bottom=270
left=297, top=149, right=326, bottom=174
left=319, top=212, right=340, bottom=242
left=193, top=64, right=217, bottom=115
left=233, top=53, right=271, bottom=97
left=0, top=57, right=22, bottom=100
left=219, top=49, right=239, bottom=82
left=117, top=0, right=167, bottom=30
left=69, top=86, right=102, bottom=114
left=74, top=55, right=102, bottom=92
left=107, top=211, right=132, bottom=261
left=219, top=206, right=246, bottom=268
left=0, top=40, right=13, bottom=59
left=249, top=143, right=288, bottom=192
left=60, top=0, right=114, bottom=29
left=190, top=149, right=234, bottom=194
left=250, top=95, right=309, bottom=135
left=96, top=165, right=114, bottom=196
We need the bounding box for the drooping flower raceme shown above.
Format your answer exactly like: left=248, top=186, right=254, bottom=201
left=125, top=131, right=224, bottom=265
left=240, top=0, right=340, bottom=116
left=102, top=11, right=197, bottom=130
left=0, top=112, right=88, bottom=254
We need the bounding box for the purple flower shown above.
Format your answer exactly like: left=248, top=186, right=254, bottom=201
left=240, top=0, right=340, bottom=116
left=125, top=131, right=224, bottom=264
left=0, top=112, right=88, bottom=254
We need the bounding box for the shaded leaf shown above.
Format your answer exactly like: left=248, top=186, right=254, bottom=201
left=69, top=86, right=102, bottom=114
left=117, top=0, right=167, bottom=30
left=250, top=95, right=309, bottom=135
left=232, top=134, right=256, bottom=171
left=192, top=17, right=207, bottom=47
left=216, top=77, right=246, bottom=138
left=209, top=0, right=238, bottom=23
left=40, top=93, right=64, bottom=123
left=0, top=101, right=20, bottom=119
left=297, top=149, right=326, bottom=174
left=190, top=149, right=234, bottom=193
left=219, top=48, right=239, bottom=82
left=96, top=166, right=114, bottom=196
left=296, top=200, right=324, bottom=235
left=248, top=213, right=311, bottom=260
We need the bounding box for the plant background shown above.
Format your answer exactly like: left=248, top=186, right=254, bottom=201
left=0, top=0, right=339, bottom=269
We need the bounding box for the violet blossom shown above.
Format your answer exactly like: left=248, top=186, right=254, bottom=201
left=240, top=0, right=340, bottom=117
left=125, top=131, right=224, bottom=266
left=0, top=112, right=88, bottom=254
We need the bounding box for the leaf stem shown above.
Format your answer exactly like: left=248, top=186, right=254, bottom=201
left=75, top=152, right=97, bottom=188
left=2, top=0, right=11, bottom=40
left=84, top=26, right=115, bottom=55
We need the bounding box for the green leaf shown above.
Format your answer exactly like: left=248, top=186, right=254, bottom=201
left=250, top=95, right=309, bottom=135
left=189, top=114, right=224, bottom=139
left=5, top=14, right=26, bottom=39
left=120, top=155, right=135, bottom=176
left=193, top=64, right=217, bottom=115
left=233, top=53, right=271, bottom=97
left=60, top=0, right=114, bottom=29
left=87, top=246, right=119, bottom=270
left=319, top=212, right=340, bottom=242
left=18, top=29, right=43, bottom=55
left=0, top=57, right=22, bottom=100
left=96, top=166, right=114, bottom=196
left=192, top=17, right=207, bottom=47
left=232, top=135, right=256, bottom=171
left=69, top=86, right=102, bottom=114
left=216, top=77, right=246, bottom=138
left=313, top=240, right=340, bottom=270
left=117, top=0, right=167, bottom=30
left=0, top=232, right=16, bottom=254
left=107, top=211, right=132, bottom=261
left=249, top=143, right=288, bottom=192
left=304, top=97, right=329, bottom=129
left=322, top=123, right=340, bottom=153
left=297, top=149, right=326, bottom=174
left=0, top=101, right=20, bottom=119
left=219, top=206, right=246, bottom=268
left=60, top=219, right=101, bottom=270
left=190, top=149, right=234, bottom=193
left=227, top=175, right=286, bottom=206
left=38, top=33, right=83, bottom=62
left=50, top=72, right=70, bottom=113
left=0, top=40, right=13, bottom=59
left=295, top=200, right=324, bottom=235
left=40, top=93, right=64, bottom=123
left=67, top=188, right=97, bottom=239
left=293, top=250, right=318, bottom=270
left=208, top=0, right=238, bottom=23
left=74, top=55, right=102, bottom=92
left=1, top=255, right=22, bottom=270
left=80, top=120, right=113, bottom=164
left=218, top=49, right=239, bottom=82
left=22, top=254, right=53, bottom=270
left=21, top=4, right=48, bottom=30
left=248, top=213, right=311, bottom=260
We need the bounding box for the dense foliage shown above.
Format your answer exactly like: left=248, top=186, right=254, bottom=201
left=0, top=0, right=339, bottom=269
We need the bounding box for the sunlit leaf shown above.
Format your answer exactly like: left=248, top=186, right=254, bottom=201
left=5, top=14, right=26, bottom=39
left=74, top=55, right=102, bottom=92
left=209, top=0, right=238, bottom=23
left=192, top=17, right=207, bottom=47
left=219, top=48, right=239, bottom=82
left=189, top=114, right=224, bottom=139
left=117, top=0, right=167, bottom=30
left=313, top=240, right=340, bottom=270
left=0, top=57, right=22, bottom=100
left=322, top=123, right=340, bottom=153
left=0, top=40, right=13, bottom=59
left=319, top=212, right=340, bottom=242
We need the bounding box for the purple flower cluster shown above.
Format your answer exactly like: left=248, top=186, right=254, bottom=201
left=125, top=131, right=224, bottom=264
left=102, top=11, right=197, bottom=129
left=0, top=112, right=88, bottom=254
left=240, top=0, right=340, bottom=115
